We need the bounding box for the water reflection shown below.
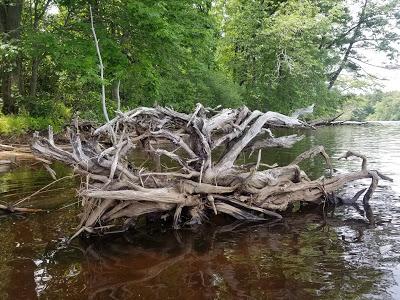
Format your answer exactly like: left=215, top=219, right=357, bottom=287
left=0, top=161, right=75, bottom=209
left=0, top=123, right=400, bottom=299
left=63, top=212, right=387, bottom=300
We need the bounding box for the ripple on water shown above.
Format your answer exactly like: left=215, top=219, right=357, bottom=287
left=0, top=124, right=399, bottom=299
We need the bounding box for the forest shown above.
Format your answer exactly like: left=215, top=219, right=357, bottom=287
left=1, top=0, right=400, bottom=134
left=1, top=2, right=400, bottom=298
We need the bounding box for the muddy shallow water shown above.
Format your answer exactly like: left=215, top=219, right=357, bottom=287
left=0, top=123, right=399, bottom=299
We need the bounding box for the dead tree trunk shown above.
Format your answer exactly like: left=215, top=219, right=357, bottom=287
left=0, top=0, right=23, bottom=115
left=31, top=104, right=391, bottom=238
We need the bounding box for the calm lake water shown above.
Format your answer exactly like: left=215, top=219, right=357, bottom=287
left=0, top=123, right=400, bottom=299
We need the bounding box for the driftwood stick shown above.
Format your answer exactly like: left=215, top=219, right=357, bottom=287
left=212, top=110, right=262, bottom=149
left=207, top=195, right=218, bottom=215
left=310, top=112, right=344, bottom=126
left=14, top=174, right=78, bottom=206
left=339, top=150, right=367, bottom=171
left=214, top=202, right=266, bottom=221
left=216, top=111, right=303, bottom=171
left=362, top=171, right=379, bottom=205
left=214, top=195, right=282, bottom=219
left=291, top=145, right=333, bottom=176
left=249, top=134, right=304, bottom=155
left=43, top=163, right=57, bottom=180
left=151, top=129, right=197, bottom=159
left=0, top=204, right=44, bottom=213
left=187, top=103, right=203, bottom=127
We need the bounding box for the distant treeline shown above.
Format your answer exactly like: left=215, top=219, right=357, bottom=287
left=344, top=91, right=400, bottom=122
left=1, top=0, right=399, bottom=124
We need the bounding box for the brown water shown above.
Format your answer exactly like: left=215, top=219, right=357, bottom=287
left=0, top=123, right=400, bottom=299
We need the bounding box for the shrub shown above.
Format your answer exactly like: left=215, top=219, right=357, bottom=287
left=0, top=114, right=67, bottom=135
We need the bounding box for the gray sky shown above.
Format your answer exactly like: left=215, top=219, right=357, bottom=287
left=359, top=50, right=400, bottom=91
left=348, top=0, right=400, bottom=92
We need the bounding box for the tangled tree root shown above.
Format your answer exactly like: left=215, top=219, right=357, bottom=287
left=31, top=104, right=391, bottom=238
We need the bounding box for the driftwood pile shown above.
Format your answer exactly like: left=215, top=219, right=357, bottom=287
left=31, top=104, right=389, bottom=237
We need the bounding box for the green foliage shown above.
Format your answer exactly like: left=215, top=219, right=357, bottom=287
left=367, top=92, right=400, bottom=121
left=19, top=96, right=71, bottom=119
left=215, top=0, right=343, bottom=114
left=341, top=91, right=400, bottom=121
left=1, top=0, right=399, bottom=125
left=214, top=0, right=400, bottom=114
left=341, top=96, right=374, bottom=121
left=0, top=114, right=66, bottom=135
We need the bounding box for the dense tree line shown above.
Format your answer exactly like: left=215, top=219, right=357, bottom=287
left=343, top=91, right=400, bottom=121
left=1, top=0, right=399, bottom=123
left=216, top=0, right=400, bottom=113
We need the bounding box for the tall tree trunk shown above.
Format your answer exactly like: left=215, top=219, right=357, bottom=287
left=328, top=40, right=356, bottom=90
left=29, top=58, right=40, bottom=97
left=16, top=55, right=24, bottom=96
left=328, top=0, right=368, bottom=90
left=1, top=72, right=18, bottom=114
left=28, top=0, right=51, bottom=100
left=0, top=0, right=24, bottom=115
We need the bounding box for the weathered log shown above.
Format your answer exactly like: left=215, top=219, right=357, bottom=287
left=0, top=204, right=44, bottom=214
left=30, top=104, right=390, bottom=238
left=310, top=112, right=343, bottom=126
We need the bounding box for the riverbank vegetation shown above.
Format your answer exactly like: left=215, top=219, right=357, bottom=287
left=343, top=91, right=400, bottom=121
left=1, top=0, right=400, bottom=133
left=0, top=113, right=66, bottom=135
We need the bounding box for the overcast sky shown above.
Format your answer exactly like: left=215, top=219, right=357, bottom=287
left=347, top=0, right=400, bottom=92
left=359, top=50, right=400, bottom=91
